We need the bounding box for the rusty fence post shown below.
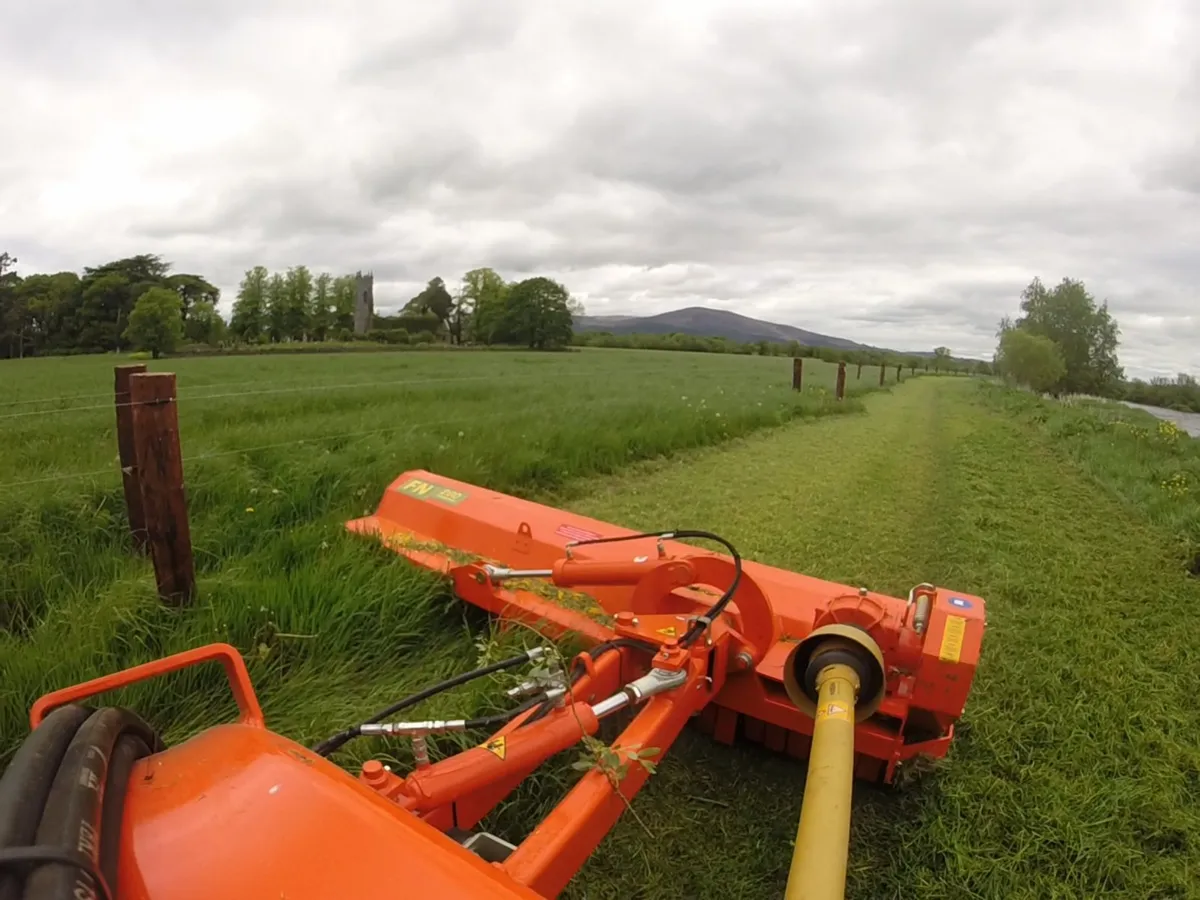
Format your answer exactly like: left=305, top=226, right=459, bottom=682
left=835, top=362, right=846, bottom=400
left=129, top=372, right=196, bottom=605
left=115, top=364, right=148, bottom=551
left=792, top=357, right=803, bottom=391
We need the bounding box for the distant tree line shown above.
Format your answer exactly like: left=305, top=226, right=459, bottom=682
left=1120, top=374, right=1200, bottom=413
left=0, top=253, right=584, bottom=359
left=573, top=330, right=991, bottom=374
left=228, top=265, right=579, bottom=351
left=0, top=251, right=222, bottom=359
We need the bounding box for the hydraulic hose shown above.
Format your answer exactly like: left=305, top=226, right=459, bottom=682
left=0, top=705, right=160, bottom=900
left=0, top=705, right=93, bottom=900
left=312, top=648, right=543, bottom=757
left=24, top=707, right=160, bottom=900
left=565, top=528, right=743, bottom=648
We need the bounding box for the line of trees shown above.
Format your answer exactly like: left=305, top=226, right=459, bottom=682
left=0, top=252, right=223, bottom=359
left=574, top=329, right=991, bottom=374
left=0, top=252, right=586, bottom=359
left=228, top=265, right=581, bottom=351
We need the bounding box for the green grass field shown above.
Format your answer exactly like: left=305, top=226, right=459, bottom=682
left=4, top=350, right=1197, bottom=899
left=1, top=348, right=877, bottom=753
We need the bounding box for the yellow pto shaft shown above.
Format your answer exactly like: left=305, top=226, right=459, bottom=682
left=784, top=662, right=860, bottom=900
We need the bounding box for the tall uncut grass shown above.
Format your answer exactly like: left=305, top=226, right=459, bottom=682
left=1, top=348, right=891, bottom=765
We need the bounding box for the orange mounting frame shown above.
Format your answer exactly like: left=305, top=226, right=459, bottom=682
left=29, top=641, right=265, bottom=729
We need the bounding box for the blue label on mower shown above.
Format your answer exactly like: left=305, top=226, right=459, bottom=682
left=949, top=597, right=972, bottom=609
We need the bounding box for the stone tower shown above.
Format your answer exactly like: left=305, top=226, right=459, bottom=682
left=353, top=271, right=374, bottom=335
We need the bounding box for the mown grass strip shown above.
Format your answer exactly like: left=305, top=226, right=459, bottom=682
left=560, top=378, right=1200, bottom=900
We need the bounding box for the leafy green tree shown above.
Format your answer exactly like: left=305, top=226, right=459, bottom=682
left=167, top=273, right=219, bottom=321
left=460, top=267, right=508, bottom=344
left=0, top=252, right=26, bottom=358
left=332, top=275, right=356, bottom=334
left=405, top=277, right=454, bottom=334
left=284, top=266, right=313, bottom=340
left=184, top=299, right=226, bottom=346
left=230, top=266, right=268, bottom=342
left=1009, top=277, right=1122, bottom=394
left=266, top=272, right=287, bottom=342
left=995, top=327, right=1067, bottom=393
left=14, top=272, right=81, bottom=354
left=311, top=273, right=333, bottom=341
left=500, top=276, right=575, bottom=349
left=124, top=287, right=183, bottom=358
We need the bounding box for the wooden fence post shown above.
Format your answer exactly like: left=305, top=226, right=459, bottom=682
left=129, top=372, right=196, bottom=605
left=879, top=364, right=886, bottom=386
left=856, top=362, right=862, bottom=380
left=115, top=364, right=148, bottom=551
left=836, top=362, right=846, bottom=400
left=792, top=358, right=803, bottom=391
left=897, top=364, right=902, bottom=381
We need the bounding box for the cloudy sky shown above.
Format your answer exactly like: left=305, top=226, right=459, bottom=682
left=3, top=0, right=1197, bottom=376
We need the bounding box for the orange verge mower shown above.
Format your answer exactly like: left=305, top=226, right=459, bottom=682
left=2, top=469, right=985, bottom=900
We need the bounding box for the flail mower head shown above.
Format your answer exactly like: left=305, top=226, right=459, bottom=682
left=9, top=470, right=984, bottom=900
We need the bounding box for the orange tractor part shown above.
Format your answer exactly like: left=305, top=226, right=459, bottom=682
left=3, top=470, right=985, bottom=900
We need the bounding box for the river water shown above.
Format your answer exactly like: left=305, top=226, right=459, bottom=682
left=1119, top=401, right=1200, bottom=437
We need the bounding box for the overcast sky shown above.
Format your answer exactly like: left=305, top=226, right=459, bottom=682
left=3, top=0, right=1197, bottom=376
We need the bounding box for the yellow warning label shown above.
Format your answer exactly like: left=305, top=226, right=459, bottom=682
left=939, top=615, right=966, bottom=663
left=655, top=626, right=678, bottom=637
left=816, top=701, right=851, bottom=723
left=483, top=736, right=506, bottom=761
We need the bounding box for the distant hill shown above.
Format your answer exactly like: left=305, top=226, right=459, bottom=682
left=574, top=307, right=871, bottom=351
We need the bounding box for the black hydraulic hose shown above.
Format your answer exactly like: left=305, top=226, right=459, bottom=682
left=461, top=695, right=549, bottom=731
left=668, top=529, right=742, bottom=647
left=23, top=707, right=160, bottom=900
left=566, top=528, right=743, bottom=648
left=312, top=649, right=540, bottom=757
left=98, top=735, right=150, bottom=887
left=0, top=847, right=111, bottom=900
left=0, top=705, right=92, bottom=900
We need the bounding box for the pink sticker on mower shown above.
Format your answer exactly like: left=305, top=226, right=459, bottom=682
left=556, top=524, right=603, bottom=544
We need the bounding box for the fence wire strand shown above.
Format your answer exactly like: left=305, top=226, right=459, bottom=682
left=0, top=389, right=701, bottom=493
left=0, top=371, right=594, bottom=422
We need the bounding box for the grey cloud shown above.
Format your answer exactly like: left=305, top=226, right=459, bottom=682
left=2, top=0, right=1197, bottom=377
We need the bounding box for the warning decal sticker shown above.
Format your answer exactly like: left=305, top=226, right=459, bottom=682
left=655, top=626, right=678, bottom=637
left=816, top=701, right=851, bottom=723
left=939, top=615, right=967, bottom=664
left=483, top=736, right=507, bottom=761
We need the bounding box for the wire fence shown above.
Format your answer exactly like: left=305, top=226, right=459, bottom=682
left=0, top=389, right=715, bottom=493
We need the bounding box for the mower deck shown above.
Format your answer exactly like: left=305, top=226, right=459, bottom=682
left=347, top=469, right=985, bottom=783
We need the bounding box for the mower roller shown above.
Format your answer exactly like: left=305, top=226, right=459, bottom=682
left=3, top=469, right=985, bottom=900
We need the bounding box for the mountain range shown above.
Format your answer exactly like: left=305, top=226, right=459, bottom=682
left=574, top=307, right=875, bottom=351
